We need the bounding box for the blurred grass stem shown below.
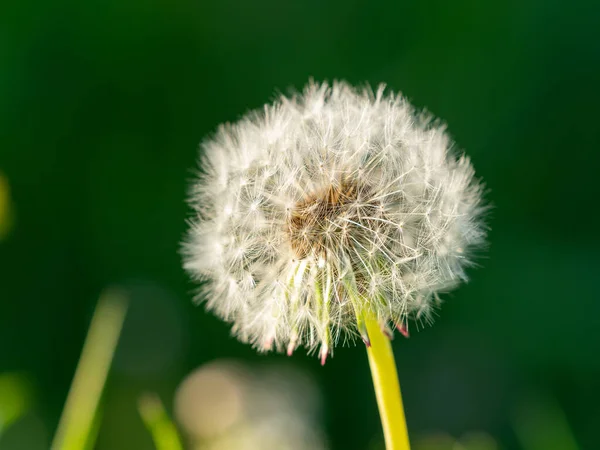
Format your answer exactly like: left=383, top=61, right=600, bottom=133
left=51, top=288, right=128, bottom=450
left=138, top=393, right=183, bottom=450
left=514, top=394, right=579, bottom=450
left=365, top=314, right=410, bottom=450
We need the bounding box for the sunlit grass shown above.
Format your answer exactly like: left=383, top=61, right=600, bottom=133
left=0, top=373, right=33, bottom=437
left=138, top=393, right=183, bottom=450
left=51, top=288, right=128, bottom=450
left=0, top=171, right=14, bottom=241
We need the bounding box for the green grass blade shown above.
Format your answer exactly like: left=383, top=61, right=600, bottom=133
left=0, top=373, right=33, bottom=437
left=138, top=393, right=184, bottom=450
left=51, top=288, right=128, bottom=450
left=514, top=394, right=579, bottom=450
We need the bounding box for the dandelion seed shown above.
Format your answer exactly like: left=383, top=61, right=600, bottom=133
left=183, top=81, right=486, bottom=360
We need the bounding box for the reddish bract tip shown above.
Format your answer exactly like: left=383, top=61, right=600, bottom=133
left=396, top=322, right=410, bottom=338
left=263, top=337, right=274, bottom=351
left=382, top=327, right=394, bottom=340
left=287, top=342, right=295, bottom=356
left=362, top=336, right=371, bottom=347
left=320, top=346, right=328, bottom=365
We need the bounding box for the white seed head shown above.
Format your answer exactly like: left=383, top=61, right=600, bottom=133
left=183, top=81, right=486, bottom=359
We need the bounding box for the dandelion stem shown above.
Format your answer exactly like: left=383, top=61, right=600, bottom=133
left=364, top=314, right=410, bottom=450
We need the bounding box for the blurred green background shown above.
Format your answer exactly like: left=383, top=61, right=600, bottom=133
left=1, top=0, right=599, bottom=449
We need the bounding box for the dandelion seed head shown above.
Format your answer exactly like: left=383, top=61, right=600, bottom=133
left=184, top=81, right=486, bottom=357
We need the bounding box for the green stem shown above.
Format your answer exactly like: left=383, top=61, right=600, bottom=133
left=138, top=393, right=184, bottom=450
left=364, top=314, right=411, bottom=450
left=51, top=288, right=128, bottom=450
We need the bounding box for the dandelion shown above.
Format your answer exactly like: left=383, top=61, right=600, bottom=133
left=184, top=81, right=486, bottom=450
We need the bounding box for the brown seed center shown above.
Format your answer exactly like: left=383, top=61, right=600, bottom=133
left=287, top=179, right=380, bottom=260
